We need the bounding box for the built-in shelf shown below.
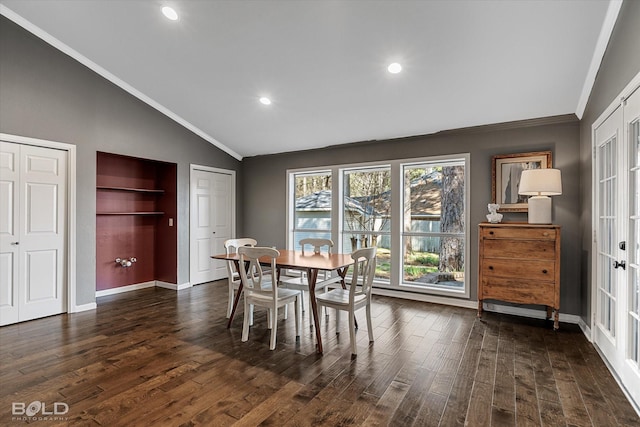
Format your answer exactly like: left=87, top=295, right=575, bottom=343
left=96, top=151, right=178, bottom=291
left=97, top=211, right=164, bottom=216
left=97, top=186, right=165, bottom=193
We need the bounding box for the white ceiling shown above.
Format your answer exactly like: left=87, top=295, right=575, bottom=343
left=0, top=0, right=617, bottom=159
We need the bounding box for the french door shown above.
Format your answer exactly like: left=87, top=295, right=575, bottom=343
left=593, top=82, right=640, bottom=406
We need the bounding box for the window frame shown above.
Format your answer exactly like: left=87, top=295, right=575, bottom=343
left=398, top=158, right=469, bottom=297
left=287, top=153, right=470, bottom=298
left=287, top=169, right=334, bottom=250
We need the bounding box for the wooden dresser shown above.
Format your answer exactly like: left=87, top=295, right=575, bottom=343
left=477, top=222, right=561, bottom=329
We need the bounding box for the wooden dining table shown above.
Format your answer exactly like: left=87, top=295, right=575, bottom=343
left=212, top=249, right=354, bottom=354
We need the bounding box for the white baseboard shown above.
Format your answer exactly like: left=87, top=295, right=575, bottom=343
left=372, top=288, right=478, bottom=310
left=95, top=281, right=155, bottom=297
left=578, top=317, right=592, bottom=341
left=156, top=281, right=192, bottom=291
left=68, top=302, right=97, bottom=313
left=372, top=288, right=584, bottom=326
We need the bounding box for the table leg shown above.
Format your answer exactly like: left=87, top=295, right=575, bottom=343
left=227, top=260, right=243, bottom=329
left=307, top=268, right=323, bottom=354
left=337, top=267, right=348, bottom=287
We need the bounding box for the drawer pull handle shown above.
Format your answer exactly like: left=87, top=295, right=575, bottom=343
left=543, top=232, right=549, bottom=236
left=488, top=266, right=494, bottom=270
left=489, top=231, right=494, bottom=235
left=542, top=269, right=548, bottom=274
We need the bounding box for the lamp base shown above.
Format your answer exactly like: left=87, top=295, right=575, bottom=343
left=527, top=196, right=552, bottom=224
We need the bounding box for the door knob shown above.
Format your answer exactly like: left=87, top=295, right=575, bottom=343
left=613, top=260, right=626, bottom=270
left=11, top=242, right=19, bottom=245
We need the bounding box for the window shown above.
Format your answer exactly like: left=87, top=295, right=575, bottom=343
left=287, top=154, right=469, bottom=297
left=342, top=166, right=391, bottom=282
left=401, top=161, right=466, bottom=292
left=289, top=171, right=332, bottom=249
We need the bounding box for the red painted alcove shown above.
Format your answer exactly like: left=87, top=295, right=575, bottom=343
left=96, top=152, right=177, bottom=291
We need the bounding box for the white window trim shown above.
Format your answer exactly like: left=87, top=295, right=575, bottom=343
left=286, top=152, right=470, bottom=299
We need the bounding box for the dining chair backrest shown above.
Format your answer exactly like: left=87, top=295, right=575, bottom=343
left=349, top=246, right=377, bottom=303
left=300, top=238, right=333, bottom=255
left=225, top=238, right=258, bottom=255
left=238, top=246, right=279, bottom=298
left=224, top=238, right=257, bottom=275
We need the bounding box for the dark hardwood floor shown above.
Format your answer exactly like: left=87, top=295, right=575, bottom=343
left=1, top=282, right=638, bottom=426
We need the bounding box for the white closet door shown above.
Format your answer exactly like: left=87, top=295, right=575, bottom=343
left=190, top=167, right=233, bottom=285
left=0, top=142, right=67, bottom=325
left=0, top=142, right=20, bottom=324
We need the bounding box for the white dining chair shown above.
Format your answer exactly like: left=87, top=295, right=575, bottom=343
left=280, top=238, right=334, bottom=314
left=315, top=246, right=376, bottom=357
left=224, top=238, right=257, bottom=321
left=239, top=246, right=301, bottom=350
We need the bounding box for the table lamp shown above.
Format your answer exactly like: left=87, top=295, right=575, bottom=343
left=518, top=168, right=562, bottom=224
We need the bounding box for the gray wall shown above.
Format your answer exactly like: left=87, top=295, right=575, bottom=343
left=579, top=1, right=640, bottom=322
left=0, top=17, right=242, bottom=305
left=243, top=117, right=583, bottom=314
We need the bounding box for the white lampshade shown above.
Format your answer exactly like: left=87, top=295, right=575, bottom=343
left=519, top=168, right=562, bottom=224
left=519, top=168, right=562, bottom=196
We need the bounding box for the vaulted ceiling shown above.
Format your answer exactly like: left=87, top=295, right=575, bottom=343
left=0, top=1, right=618, bottom=159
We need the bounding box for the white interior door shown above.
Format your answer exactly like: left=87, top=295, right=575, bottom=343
left=593, top=84, right=640, bottom=406
left=594, top=105, right=622, bottom=364
left=620, top=86, right=640, bottom=404
left=0, top=142, right=67, bottom=326
left=189, top=167, right=234, bottom=285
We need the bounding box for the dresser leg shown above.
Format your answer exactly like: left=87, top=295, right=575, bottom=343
left=477, top=300, right=483, bottom=318
left=554, top=309, right=559, bottom=330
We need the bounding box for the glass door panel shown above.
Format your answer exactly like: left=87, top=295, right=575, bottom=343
left=597, top=135, right=618, bottom=337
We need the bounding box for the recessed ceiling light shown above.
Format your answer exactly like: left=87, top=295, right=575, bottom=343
left=387, top=62, right=402, bottom=74
left=162, top=6, right=178, bottom=21
left=259, top=97, right=272, bottom=105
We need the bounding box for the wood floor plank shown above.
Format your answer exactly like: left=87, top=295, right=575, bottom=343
left=361, top=380, right=410, bottom=426
left=0, top=282, right=637, bottom=426
left=465, top=380, right=493, bottom=427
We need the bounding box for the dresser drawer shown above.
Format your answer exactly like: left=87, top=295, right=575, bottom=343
left=481, top=258, right=555, bottom=281
left=482, top=277, right=556, bottom=306
left=481, top=227, right=556, bottom=240
left=482, top=239, right=556, bottom=260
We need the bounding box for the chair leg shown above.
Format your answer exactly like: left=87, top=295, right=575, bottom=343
left=301, top=290, right=305, bottom=312
left=295, top=298, right=301, bottom=338
left=227, top=286, right=234, bottom=318
left=349, top=310, right=357, bottom=356
left=249, top=304, right=254, bottom=326
left=335, top=310, right=341, bottom=334
left=241, top=300, right=250, bottom=342
left=270, top=309, right=278, bottom=350
left=366, top=303, right=374, bottom=342
left=322, top=286, right=328, bottom=316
